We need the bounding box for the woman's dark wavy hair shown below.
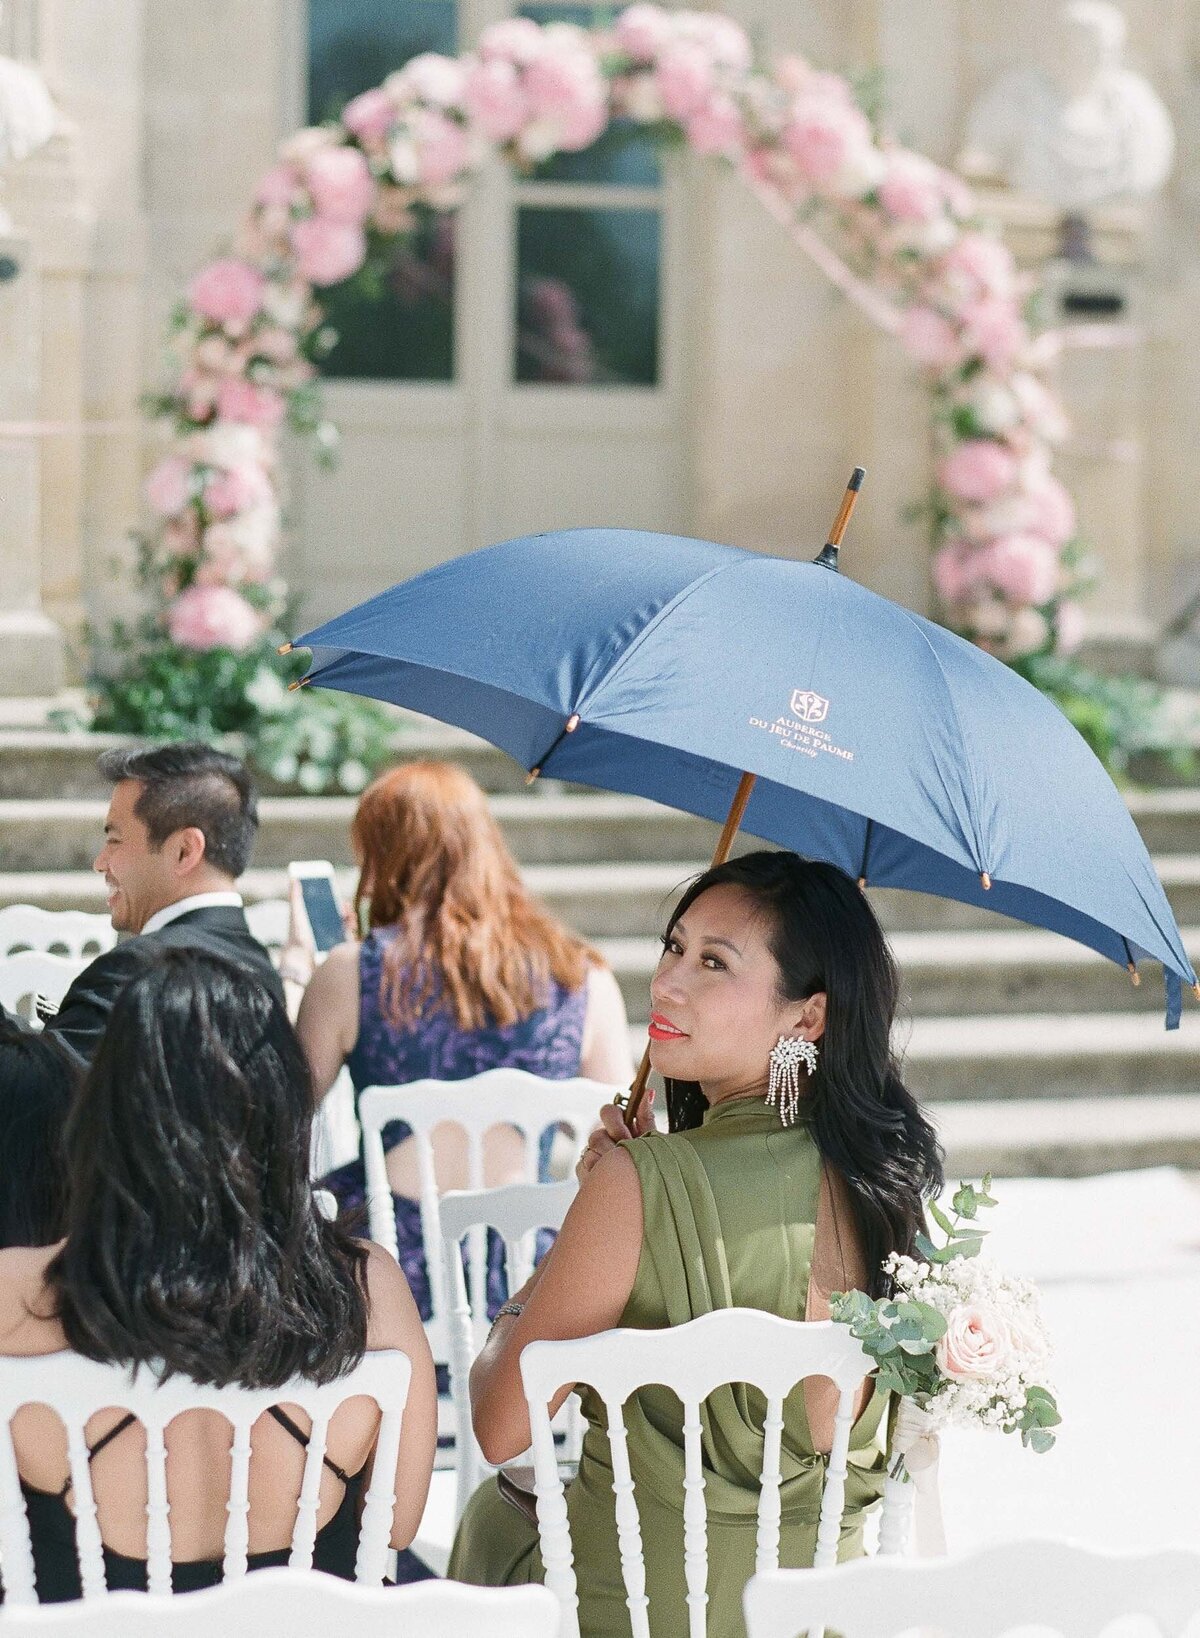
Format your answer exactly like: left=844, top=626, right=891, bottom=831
left=46, top=948, right=369, bottom=1387
left=662, top=851, right=943, bottom=1297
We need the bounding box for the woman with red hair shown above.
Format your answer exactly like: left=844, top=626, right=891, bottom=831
left=294, top=761, right=631, bottom=1316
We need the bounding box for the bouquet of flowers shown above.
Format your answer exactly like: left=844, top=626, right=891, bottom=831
left=829, top=1176, right=1060, bottom=1480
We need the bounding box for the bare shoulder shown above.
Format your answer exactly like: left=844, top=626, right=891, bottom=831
left=357, top=1240, right=425, bottom=1351
left=558, top=1142, right=643, bottom=1247
left=0, top=1245, right=65, bottom=1355
left=310, top=940, right=360, bottom=991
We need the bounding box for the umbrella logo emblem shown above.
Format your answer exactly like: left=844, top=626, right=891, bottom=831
left=790, top=690, right=830, bottom=724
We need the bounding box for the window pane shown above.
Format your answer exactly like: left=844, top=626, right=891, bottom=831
left=518, top=2, right=661, bottom=185
left=308, top=3, right=457, bottom=381
left=308, top=0, right=456, bottom=123
left=515, top=207, right=659, bottom=386
left=319, top=210, right=455, bottom=382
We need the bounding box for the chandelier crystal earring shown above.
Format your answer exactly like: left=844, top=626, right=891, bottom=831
left=766, top=1035, right=819, bottom=1127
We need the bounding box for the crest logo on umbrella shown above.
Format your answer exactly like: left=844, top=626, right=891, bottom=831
left=790, top=690, right=830, bottom=724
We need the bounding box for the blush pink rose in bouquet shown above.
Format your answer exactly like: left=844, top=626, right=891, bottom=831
left=938, top=439, right=1018, bottom=504
left=303, top=145, right=375, bottom=224
left=463, top=57, right=528, bottom=142
left=215, top=379, right=287, bottom=429
left=655, top=41, right=714, bottom=120
left=782, top=94, right=874, bottom=189
left=343, top=87, right=397, bottom=145
left=478, top=16, right=546, bottom=66
left=188, top=259, right=267, bottom=329
left=615, top=3, right=673, bottom=63
left=387, top=51, right=469, bottom=109
left=878, top=150, right=946, bottom=224
left=290, top=217, right=367, bottom=286
left=204, top=461, right=274, bottom=519
left=167, top=584, right=264, bottom=652
left=685, top=91, right=746, bottom=156
left=935, top=1302, right=1013, bottom=1380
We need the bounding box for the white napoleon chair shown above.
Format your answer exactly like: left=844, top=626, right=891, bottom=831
left=441, top=1178, right=580, bottom=1521
left=0, top=1348, right=412, bottom=1603
left=742, top=1539, right=1200, bottom=1638
left=520, top=1309, right=914, bottom=1638
left=0, top=907, right=116, bottom=963
left=358, top=1069, right=622, bottom=1355
left=243, top=898, right=290, bottom=963
left=0, top=1565, right=559, bottom=1637
left=0, top=950, right=88, bottom=1025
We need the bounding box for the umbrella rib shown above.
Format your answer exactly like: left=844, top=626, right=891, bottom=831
left=857, top=817, right=874, bottom=889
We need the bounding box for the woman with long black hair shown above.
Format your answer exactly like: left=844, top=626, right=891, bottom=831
left=450, top=851, right=943, bottom=1638
left=0, top=948, right=436, bottom=1601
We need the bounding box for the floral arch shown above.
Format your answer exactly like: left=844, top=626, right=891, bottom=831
left=121, top=4, right=1089, bottom=782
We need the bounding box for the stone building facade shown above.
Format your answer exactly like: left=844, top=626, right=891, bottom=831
left=1, top=0, right=1197, bottom=695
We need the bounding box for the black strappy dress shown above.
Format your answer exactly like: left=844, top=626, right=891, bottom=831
left=10, top=1406, right=364, bottom=1602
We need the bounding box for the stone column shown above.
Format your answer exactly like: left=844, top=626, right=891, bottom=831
left=0, top=227, right=63, bottom=694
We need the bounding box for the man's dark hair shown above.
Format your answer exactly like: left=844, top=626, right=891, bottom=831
left=97, top=742, right=258, bottom=879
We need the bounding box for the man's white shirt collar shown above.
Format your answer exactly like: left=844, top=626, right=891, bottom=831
left=141, top=891, right=244, bottom=936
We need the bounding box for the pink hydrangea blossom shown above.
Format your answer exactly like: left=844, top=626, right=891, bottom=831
left=204, top=462, right=274, bottom=519
left=938, top=439, right=1019, bottom=504
left=342, top=88, right=397, bottom=144
left=167, top=584, right=264, bottom=652
left=387, top=52, right=469, bottom=108
left=478, top=16, right=545, bottom=66
left=187, top=259, right=267, bottom=328
left=981, top=532, right=1061, bottom=606
left=303, top=145, right=375, bottom=224
left=655, top=42, right=713, bottom=121
left=1055, top=599, right=1086, bottom=655
left=782, top=94, right=874, bottom=189
left=1010, top=371, right=1070, bottom=443
left=615, top=4, right=672, bottom=63
left=524, top=44, right=608, bottom=147
left=899, top=306, right=963, bottom=370
left=940, top=232, right=1016, bottom=303
left=878, top=150, right=945, bottom=224
left=1021, top=472, right=1077, bottom=547
left=686, top=91, right=745, bottom=156
left=144, top=455, right=195, bottom=517
left=679, top=12, right=752, bottom=73
left=290, top=217, right=367, bottom=286
left=463, top=57, right=528, bottom=141
left=215, top=379, right=287, bottom=429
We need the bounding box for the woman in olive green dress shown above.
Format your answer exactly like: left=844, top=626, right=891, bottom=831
left=449, top=851, right=943, bottom=1638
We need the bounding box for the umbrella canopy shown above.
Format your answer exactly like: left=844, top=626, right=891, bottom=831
left=291, top=527, right=1196, bottom=1027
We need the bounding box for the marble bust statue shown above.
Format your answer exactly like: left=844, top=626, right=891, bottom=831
left=959, top=1, right=1174, bottom=214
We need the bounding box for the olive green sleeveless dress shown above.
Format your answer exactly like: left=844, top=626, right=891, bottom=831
left=448, top=1097, right=889, bottom=1638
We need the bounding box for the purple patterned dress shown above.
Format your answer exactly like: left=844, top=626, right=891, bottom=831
left=321, top=929, right=588, bottom=1321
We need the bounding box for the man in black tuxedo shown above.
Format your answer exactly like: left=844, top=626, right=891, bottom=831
left=44, top=742, right=283, bottom=1067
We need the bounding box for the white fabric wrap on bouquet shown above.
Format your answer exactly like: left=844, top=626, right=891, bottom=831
left=891, top=1397, right=947, bottom=1557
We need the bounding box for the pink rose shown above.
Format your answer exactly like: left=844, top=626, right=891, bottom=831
left=686, top=92, right=746, bottom=156
left=1055, top=600, right=1086, bottom=656
left=255, top=164, right=301, bottom=209
left=900, top=306, right=963, bottom=370
left=215, top=378, right=286, bottom=429
left=187, top=259, right=267, bottom=328
left=387, top=52, right=469, bottom=108
left=615, top=4, right=672, bottom=63
left=167, top=584, right=265, bottom=653
left=775, top=57, right=853, bottom=102
left=390, top=108, right=472, bottom=186
left=478, top=17, right=545, bottom=65
left=962, top=296, right=1027, bottom=370
left=463, top=58, right=528, bottom=141
left=290, top=217, right=367, bottom=286
left=932, top=541, right=980, bottom=605
left=935, top=1302, right=1013, bottom=1381
left=981, top=532, right=1061, bottom=607
left=941, top=232, right=1016, bottom=302
left=343, top=88, right=397, bottom=144
left=201, top=503, right=280, bottom=583
left=1021, top=473, right=1077, bottom=547
left=655, top=42, right=713, bottom=121
left=938, top=438, right=1018, bottom=504
left=879, top=150, right=945, bottom=224
left=303, top=145, right=375, bottom=224
left=680, top=13, right=752, bottom=73
left=524, top=46, right=608, bottom=146
left=1010, top=372, right=1070, bottom=443
left=144, top=455, right=195, bottom=517
left=782, top=95, right=872, bottom=188
left=204, top=461, right=274, bottom=519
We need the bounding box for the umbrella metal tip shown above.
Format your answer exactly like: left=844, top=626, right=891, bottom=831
left=1194, top=983, right=1200, bottom=1001
left=277, top=641, right=293, bottom=655
left=526, top=767, right=541, bottom=785
left=1127, top=962, right=1141, bottom=987
left=287, top=676, right=310, bottom=692
left=980, top=871, right=992, bottom=891
left=849, top=466, right=866, bottom=491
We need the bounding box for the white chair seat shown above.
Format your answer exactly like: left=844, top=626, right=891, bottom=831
left=0, top=1565, right=559, bottom=1636
left=743, top=1539, right=1200, bottom=1638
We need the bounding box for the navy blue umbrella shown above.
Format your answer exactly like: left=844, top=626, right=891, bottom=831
left=288, top=514, right=1197, bottom=1073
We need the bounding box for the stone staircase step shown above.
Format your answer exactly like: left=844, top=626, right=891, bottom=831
left=598, top=928, right=1200, bottom=1018
left=934, top=1093, right=1200, bottom=1178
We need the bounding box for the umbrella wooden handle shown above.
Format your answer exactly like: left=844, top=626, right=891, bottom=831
left=622, top=771, right=757, bottom=1127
